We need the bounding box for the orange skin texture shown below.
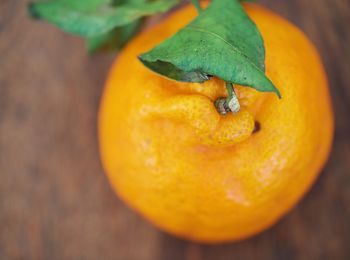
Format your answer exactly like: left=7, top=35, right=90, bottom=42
left=99, top=3, right=334, bottom=243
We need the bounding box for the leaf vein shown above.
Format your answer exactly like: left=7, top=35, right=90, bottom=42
left=186, top=26, right=265, bottom=76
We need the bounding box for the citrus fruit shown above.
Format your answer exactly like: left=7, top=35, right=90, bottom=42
left=99, top=3, right=334, bottom=243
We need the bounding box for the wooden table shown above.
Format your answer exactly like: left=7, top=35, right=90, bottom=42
left=1, top=1, right=349, bottom=259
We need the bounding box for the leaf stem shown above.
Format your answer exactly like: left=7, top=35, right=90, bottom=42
left=191, top=0, right=202, bottom=13
left=225, top=82, right=240, bottom=113
left=214, top=82, right=240, bottom=115
left=225, top=82, right=233, bottom=101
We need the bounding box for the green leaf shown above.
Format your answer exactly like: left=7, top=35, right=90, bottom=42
left=28, top=0, right=179, bottom=37
left=87, top=19, right=141, bottom=53
left=139, top=0, right=280, bottom=97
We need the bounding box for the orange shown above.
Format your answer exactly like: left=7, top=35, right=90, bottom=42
left=98, top=3, right=334, bottom=243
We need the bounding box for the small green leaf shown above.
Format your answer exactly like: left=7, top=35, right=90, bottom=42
left=87, top=19, right=141, bottom=53
left=139, top=0, right=280, bottom=97
left=28, top=0, right=179, bottom=37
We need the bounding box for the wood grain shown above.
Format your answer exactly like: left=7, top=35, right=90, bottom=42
left=1, top=0, right=349, bottom=259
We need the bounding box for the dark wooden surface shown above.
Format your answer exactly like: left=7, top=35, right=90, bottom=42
left=1, top=0, right=350, bottom=259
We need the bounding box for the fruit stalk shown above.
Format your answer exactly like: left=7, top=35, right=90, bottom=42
left=215, top=82, right=240, bottom=115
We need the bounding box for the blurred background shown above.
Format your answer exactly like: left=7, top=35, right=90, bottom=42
left=1, top=0, right=349, bottom=259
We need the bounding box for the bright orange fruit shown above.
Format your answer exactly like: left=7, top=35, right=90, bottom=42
left=99, top=3, right=334, bottom=243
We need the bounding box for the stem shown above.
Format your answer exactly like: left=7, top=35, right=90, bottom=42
left=191, top=0, right=202, bottom=13
left=225, top=82, right=240, bottom=113
left=225, top=82, right=233, bottom=103
left=214, top=82, right=241, bottom=115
